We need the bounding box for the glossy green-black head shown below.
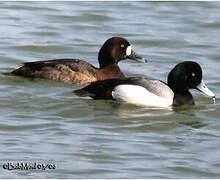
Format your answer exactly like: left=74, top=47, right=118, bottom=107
left=168, top=61, right=215, bottom=97
left=98, top=37, right=146, bottom=68
left=168, top=61, right=202, bottom=90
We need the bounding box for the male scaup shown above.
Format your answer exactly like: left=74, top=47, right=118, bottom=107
left=8, top=37, right=146, bottom=85
left=74, top=61, right=215, bottom=107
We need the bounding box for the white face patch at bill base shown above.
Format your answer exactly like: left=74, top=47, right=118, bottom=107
left=196, top=80, right=215, bottom=97
left=126, top=46, right=132, bottom=56
left=112, top=84, right=174, bottom=108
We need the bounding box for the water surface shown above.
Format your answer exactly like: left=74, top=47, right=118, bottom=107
left=0, top=2, right=220, bottom=178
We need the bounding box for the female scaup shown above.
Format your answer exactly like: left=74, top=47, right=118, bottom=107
left=8, top=37, right=146, bottom=85
left=74, top=61, right=215, bottom=107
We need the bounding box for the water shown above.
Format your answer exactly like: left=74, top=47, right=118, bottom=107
left=0, top=1, right=220, bottom=178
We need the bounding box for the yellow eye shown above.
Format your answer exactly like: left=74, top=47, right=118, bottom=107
left=120, top=44, right=125, bottom=48
left=192, top=73, right=195, bottom=77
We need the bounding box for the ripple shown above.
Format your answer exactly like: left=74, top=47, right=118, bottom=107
left=1, top=1, right=220, bottom=179
left=0, top=123, right=60, bottom=131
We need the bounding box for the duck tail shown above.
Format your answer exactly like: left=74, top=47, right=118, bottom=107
left=2, top=71, right=14, bottom=76
left=2, top=69, right=16, bottom=76
left=73, top=89, right=94, bottom=97
left=3, top=67, right=22, bottom=76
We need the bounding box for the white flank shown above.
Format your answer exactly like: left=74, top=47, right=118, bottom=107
left=126, top=46, right=132, bottom=56
left=112, top=85, right=173, bottom=108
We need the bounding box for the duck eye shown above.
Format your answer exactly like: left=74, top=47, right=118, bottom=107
left=192, top=73, right=195, bottom=77
left=120, top=44, right=125, bottom=48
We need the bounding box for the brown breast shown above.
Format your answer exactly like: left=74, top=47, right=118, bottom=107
left=96, top=64, right=125, bottom=81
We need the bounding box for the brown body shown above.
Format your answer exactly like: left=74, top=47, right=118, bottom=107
left=8, top=37, right=144, bottom=85
left=11, top=59, right=124, bottom=85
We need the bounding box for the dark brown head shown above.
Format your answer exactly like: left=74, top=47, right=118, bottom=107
left=98, top=37, right=145, bottom=68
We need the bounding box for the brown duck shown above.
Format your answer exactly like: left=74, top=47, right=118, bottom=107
left=8, top=37, right=146, bottom=85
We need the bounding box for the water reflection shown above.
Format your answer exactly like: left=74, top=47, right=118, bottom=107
left=109, top=102, right=174, bottom=118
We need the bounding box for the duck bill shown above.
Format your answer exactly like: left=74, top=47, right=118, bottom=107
left=127, top=49, right=147, bottom=63
left=196, top=80, right=215, bottom=98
